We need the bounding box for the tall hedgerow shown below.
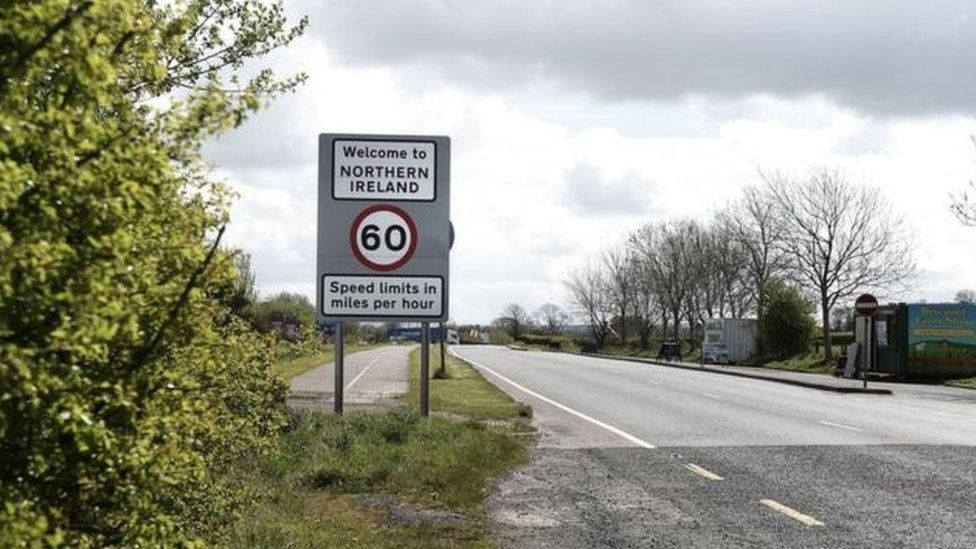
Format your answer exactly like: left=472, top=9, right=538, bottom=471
left=0, top=1, right=305, bottom=545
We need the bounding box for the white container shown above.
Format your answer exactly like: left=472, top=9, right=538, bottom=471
left=702, top=318, right=758, bottom=364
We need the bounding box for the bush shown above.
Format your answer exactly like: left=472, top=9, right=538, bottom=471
left=0, top=1, right=304, bottom=545
left=760, top=280, right=816, bottom=359
left=514, top=334, right=573, bottom=350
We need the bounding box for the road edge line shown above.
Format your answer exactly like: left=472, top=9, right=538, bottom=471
left=345, top=351, right=384, bottom=391
left=450, top=348, right=656, bottom=449
left=579, top=352, right=893, bottom=395
left=817, top=419, right=862, bottom=432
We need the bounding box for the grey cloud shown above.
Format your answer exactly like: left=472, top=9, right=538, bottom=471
left=563, top=164, right=653, bottom=215
left=307, top=0, right=976, bottom=117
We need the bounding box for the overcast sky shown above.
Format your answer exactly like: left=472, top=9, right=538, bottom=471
left=204, top=0, right=976, bottom=324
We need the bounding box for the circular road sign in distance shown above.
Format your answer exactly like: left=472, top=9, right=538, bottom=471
left=855, top=293, right=879, bottom=317
left=349, top=204, right=418, bottom=271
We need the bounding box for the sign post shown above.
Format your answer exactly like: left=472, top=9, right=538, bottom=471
left=854, top=293, right=879, bottom=389
left=334, top=321, right=344, bottom=414
left=420, top=323, right=430, bottom=416
left=317, top=133, right=450, bottom=415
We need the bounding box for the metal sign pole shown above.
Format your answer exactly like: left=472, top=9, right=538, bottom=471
left=439, top=322, right=446, bottom=377
left=334, top=321, right=344, bottom=415
left=421, top=322, right=430, bottom=417
left=863, top=320, right=872, bottom=389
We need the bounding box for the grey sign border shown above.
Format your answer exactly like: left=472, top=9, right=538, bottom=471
left=320, top=273, right=446, bottom=319
left=331, top=137, right=438, bottom=202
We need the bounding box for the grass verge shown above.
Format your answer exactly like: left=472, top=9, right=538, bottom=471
left=226, top=408, right=526, bottom=547
left=754, top=351, right=835, bottom=374
left=947, top=376, right=976, bottom=390
left=406, top=345, right=533, bottom=422
left=228, top=346, right=533, bottom=547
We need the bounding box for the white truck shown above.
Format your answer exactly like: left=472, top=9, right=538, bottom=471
left=702, top=318, right=758, bottom=364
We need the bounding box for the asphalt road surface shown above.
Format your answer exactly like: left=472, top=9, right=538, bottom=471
left=289, top=345, right=413, bottom=409
left=452, top=345, right=976, bottom=549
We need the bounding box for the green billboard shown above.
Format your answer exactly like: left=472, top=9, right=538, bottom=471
left=907, top=304, right=976, bottom=373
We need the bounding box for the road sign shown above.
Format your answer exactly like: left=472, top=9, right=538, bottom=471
left=855, top=293, right=879, bottom=317
left=317, top=133, right=450, bottom=322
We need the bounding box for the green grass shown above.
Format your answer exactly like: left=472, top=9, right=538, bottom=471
left=274, top=343, right=382, bottom=380
left=757, top=352, right=834, bottom=374
left=751, top=346, right=843, bottom=374
left=947, top=376, right=976, bottom=389
left=226, top=346, right=534, bottom=547
left=407, top=346, right=533, bottom=422
left=225, top=407, right=528, bottom=548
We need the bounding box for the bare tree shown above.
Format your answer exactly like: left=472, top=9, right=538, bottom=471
left=950, top=136, right=976, bottom=225
left=716, top=185, right=788, bottom=322
left=602, top=244, right=636, bottom=343
left=955, top=289, right=976, bottom=304
left=535, top=303, right=569, bottom=335
left=496, top=303, right=532, bottom=338
left=630, top=220, right=698, bottom=341
left=565, top=264, right=614, bottom=349
left=765, top=168, right=916, bottom=362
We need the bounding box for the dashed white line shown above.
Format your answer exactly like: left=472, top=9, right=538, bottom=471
left=684, top=463, right=723, bottom=480
left=760, top=499, right=825, bottom=526
left=702, top=393, right=721, bottom=400
left=345, top=352, right=384, bottom=391
left=818, top=420, right=862, bottom=432
left=451, top=349, right=656, bottom=449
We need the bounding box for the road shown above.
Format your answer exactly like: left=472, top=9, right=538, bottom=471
left=452, top=345, right=976, bottom=548
left=288, top=345, right=413, bottom=409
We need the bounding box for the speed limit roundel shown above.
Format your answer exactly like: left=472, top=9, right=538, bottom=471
left=349, top=204, right=418, bottom=271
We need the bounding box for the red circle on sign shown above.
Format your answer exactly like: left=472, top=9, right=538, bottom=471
left=855, top=293, right=879, bottom=317
left=349, top=204, right=418, bottom=272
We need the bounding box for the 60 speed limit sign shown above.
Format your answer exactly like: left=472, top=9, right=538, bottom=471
left=349, top=205, right=418, bottom=271
left=317, top=133, right=450, bottom=322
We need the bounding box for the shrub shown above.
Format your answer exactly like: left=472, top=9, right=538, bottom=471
left=760, top=280, right=816, bottom=359
left=0, top=1, right=305, bottom=545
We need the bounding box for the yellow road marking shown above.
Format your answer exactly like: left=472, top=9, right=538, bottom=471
left=760, top=499, right=825, bottom=526
left=684, top=463, right=723, bottom=480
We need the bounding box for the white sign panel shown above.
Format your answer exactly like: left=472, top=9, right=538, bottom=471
left=321, top=275, right=443, bottom=318
left=332, top=139, right=436, bottom=201
left=317, top=133, right=450, bottom=322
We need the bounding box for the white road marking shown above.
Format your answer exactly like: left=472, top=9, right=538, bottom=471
left=702, top=393, right=721, bottom=400
left=451, top=348, right=656, bottom=449
left=684, top=463, right=723, bottom=480
left=346, top=352, right=384, bottom=391
left=759, top=499, right=825, bottom=526
left=818, top=420, right=862, bottom=432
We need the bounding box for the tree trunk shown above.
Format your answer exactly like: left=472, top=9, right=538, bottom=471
left=821, top=296, right=833, bottom=363
left=619, top=307, right=628, bottom=343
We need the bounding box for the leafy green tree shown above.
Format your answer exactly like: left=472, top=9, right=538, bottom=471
left=253, top=291, right=315, bottom=335
left=759, top=279, right=815, bottom=359
left=0, top=1, right=305, bottom=545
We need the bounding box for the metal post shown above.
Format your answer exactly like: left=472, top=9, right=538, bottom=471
left=334, top=321, right=344, bottom=415
left=863, top=319, right=872, bottom=389
left=439, top=322, right=446, bottom=377
left=420, top=322, right=430, bottom=417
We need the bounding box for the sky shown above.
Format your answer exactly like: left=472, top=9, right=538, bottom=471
left=203, top=0, right=976, bottom=325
